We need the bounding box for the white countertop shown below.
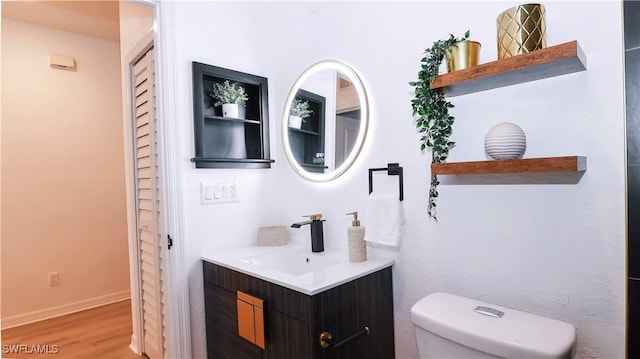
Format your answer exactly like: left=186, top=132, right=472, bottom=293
left=202, top=245, right=394, bottom=295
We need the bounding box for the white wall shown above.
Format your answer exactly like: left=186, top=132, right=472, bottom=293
left=119, top=2, right=153, bottom=58
left=165, top=3, right=280, bottom=356
left=1, top=18, right=130, bottom=324
left=164, top=2, right=626, bottom=358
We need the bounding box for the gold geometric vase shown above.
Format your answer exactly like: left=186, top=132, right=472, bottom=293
left=497, top=3, right=546, bottom=59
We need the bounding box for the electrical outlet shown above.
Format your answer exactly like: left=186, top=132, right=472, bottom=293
left=48, top=272, right=60, bottom=286
left=229, top=183, right=238, bottom=200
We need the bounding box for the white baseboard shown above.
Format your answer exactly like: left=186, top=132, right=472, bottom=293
left=129, top=333, right=141, bottom=355
left=1, top=290, right=131, bottom=329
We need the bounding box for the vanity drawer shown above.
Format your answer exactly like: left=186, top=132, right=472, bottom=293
left=203, top=261, right=311, bottom=321
left=204, top=284, right=262, bottom=359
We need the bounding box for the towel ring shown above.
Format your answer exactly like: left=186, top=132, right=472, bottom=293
left=368, top=163, right=404, bottom=201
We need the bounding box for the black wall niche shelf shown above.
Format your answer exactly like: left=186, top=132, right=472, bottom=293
left=287, top=89, right=326, bottom=173
left=191, top=62, right=274, bottom=169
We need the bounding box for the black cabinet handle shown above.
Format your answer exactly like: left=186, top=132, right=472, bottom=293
left=319, top=326, right=370, bottom=349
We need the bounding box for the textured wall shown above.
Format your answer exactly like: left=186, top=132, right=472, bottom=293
left=165, top=2, right=626, bottom=358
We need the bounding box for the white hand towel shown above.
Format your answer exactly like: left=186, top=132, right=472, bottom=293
left=364, top=192, right=406, bottom=247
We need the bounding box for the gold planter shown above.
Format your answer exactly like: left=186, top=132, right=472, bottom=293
left=497, top=3, right=546, bottom=59
left=445, top=40, right=481, bottom=72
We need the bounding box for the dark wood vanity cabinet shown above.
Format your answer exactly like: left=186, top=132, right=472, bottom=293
left=203, top=261, right=395, bottom=358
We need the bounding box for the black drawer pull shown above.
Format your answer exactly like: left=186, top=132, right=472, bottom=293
left=319, top=326, right=370, bottom=349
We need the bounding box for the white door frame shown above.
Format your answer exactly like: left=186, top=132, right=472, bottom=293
left=123, top=33, right=153, bottom=356
left=122, top=1, right=191, bottom=358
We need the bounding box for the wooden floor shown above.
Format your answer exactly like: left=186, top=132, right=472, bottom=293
left=1, top=300, right=145, bottom=359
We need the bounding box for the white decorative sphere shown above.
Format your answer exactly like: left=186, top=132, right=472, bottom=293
left=484, top=122, right=527, bottom=160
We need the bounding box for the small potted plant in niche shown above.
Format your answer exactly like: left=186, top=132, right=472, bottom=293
left=288, top=98, right=313, bottom=129
left=210, top=80, right=249, bottom=119
left=409, top=30, right=472, bottom=222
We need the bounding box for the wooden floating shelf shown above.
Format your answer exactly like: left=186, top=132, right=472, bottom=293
left=431, top=156, right=587, bottom=175
left=431, top=41, right=586, bottom=97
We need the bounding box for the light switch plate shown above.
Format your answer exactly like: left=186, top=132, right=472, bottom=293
left=201, top=178, right=239, bottom=204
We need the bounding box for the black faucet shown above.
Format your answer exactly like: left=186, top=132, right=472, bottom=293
left=291, top=214, right=325, bottom=253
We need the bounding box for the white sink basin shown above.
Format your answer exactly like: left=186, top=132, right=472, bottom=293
left=202, top=246, right=393, bottom=295
left=239, top=249, right=340, bottom=276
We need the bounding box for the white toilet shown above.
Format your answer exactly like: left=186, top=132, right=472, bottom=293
left=411, top=292, right=576, bottom=359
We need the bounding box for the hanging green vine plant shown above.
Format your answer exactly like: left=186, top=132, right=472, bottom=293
left=410, top=30, right=469, bottom=222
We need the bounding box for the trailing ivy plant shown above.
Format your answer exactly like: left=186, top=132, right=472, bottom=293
left=410, top=30, right=469, bottom=222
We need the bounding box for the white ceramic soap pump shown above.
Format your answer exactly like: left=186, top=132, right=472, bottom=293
left=346, top=212, right=366, bottom=262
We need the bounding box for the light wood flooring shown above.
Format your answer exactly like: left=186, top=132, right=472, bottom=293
left=1, top=299, right=145, bottom=359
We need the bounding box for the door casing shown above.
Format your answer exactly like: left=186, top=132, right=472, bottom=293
left=121, top=1, right=191, bottom=358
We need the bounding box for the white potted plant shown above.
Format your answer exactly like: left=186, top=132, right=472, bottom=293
left=210, top=80, right=249, bottom=119
left=288, top=99, right=313, bottom=129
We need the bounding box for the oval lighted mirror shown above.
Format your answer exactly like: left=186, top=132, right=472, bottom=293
left=283, top=60, right=369, bottom=182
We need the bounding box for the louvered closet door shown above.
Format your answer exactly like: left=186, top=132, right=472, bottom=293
left=133, top=47, right=164, bottom=359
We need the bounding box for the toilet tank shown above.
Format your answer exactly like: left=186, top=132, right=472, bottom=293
left=411, top=292, right=576, bottom=359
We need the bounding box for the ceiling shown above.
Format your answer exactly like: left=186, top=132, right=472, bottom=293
left=2, top=1, right=120, bottom=42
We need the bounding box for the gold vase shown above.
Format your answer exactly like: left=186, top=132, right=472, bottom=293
left=445, top=40, right=481, bottom=72
left=497, top=3, right=546, bottom=59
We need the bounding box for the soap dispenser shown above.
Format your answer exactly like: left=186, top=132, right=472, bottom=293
left=346, top=212, right=366, bottom=262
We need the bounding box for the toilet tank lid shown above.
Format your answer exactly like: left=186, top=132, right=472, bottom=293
left=411, top=292, right=576, bottom=358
